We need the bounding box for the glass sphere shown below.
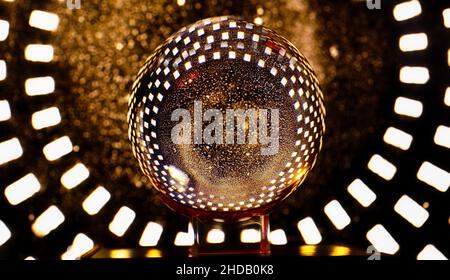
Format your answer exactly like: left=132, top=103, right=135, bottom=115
left=128, top=16, right=325, bottom=219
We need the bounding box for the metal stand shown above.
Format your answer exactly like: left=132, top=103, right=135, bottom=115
left=190, top=214, right=271, bottom=256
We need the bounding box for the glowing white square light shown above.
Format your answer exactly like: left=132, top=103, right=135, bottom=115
left=399, top=33, right=428, bottom=52
left=0, top=20, right=9, bottom=41
left=394, top=195, right=429, bottom=228
left=184, top=61, right=191, bottom=70
left=29, top=10, right=59, bottom=31
left=417, top=161, right=450, bottom=192
left=444, top=9, right=450, bottom=28
left=347, top=179, right=376, bottom=207
left=0, top=220, right=11, bottom=247
left=393, top=1, right=422, bottom=21
left=174, top=223, right=194, bottom=246
left=324, top=200, right=351, bottom=230
left=139, top=222, right=163, bottom=246
left=448, top=49, right=450, bottom=67
left=269, top=229, right=287, bottom=245
left=61, top=163, right=89, bottom=189
left=25, top=76, right=55, bottom=96
left=4, top=173, right=41, bottom=205
left=368, top=154, right=397, bottom=181
left=82, top=186, right=111, bottom=215
left=109, top=206, right=136, bottom=237
left=32, top=205, right=65, bottom=237
left=197, top=28, right=204, bottom=37
left=258, top=59, right=265, bottom=68
left=297, top=217, right=322, bottom=245
left=0, top=60, right=6, bottom=80
left=221, top=32, right=229, bottom=40
left=366, top=224, right=399, bottom=255
left=43, top=136, right=73, bottom=161
left=399, top=66, right=429, bottom=84
left=417, top=244, right=448, bottom=260
left=445, top=87, right=450, bottom=106
left=383, top=127, right=413, bottom=150
left=25, top=44, right=54, bottom=62
left=434, top=125, right=450, bottom=149
left=447, top=49, right=450, bottom=67
left=61, top=233, right=94, bottom=260
left=174, top=231, right=194, bottom=245
left=394, top=97, right=423, bottom=118
left=206, top=229, right=225, bottom=244
left=0, top=100, right=11, bottom=121
left=31, top=107, right=61, bottom=130
left=240, top=228, right=261, bottom=243
left=0, top=138, right=23, bottom=166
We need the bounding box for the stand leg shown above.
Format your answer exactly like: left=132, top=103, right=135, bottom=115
left=259, top=214, right=271, bottom=256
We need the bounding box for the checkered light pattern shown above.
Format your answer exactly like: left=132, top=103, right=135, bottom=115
left=128, top=16, right=325, bottom=213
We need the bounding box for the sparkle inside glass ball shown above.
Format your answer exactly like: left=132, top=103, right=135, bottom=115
left=128, top=16, right=325, bottom=218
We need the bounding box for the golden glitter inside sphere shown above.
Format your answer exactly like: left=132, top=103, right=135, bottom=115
left=128, top=16, right=325, bottom=219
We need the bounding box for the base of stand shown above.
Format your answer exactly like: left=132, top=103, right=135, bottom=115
left=190, top=214, right=271, bottom=256
left=85, top=245, right=367, bottom=258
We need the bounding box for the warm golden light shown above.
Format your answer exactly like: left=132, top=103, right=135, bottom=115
left=108, top=207, right=136, bottom=237
left=206, top=228, right=225, bottom=244
left=4, top=173, right=41, bottom=206
left=32, top=206, right=65, bottom=238
left=61, top=163, right=90, bottom=189
left=0, top=138, right=23, bottom=166
left=297, top=217, right=322, bottom=245
left=394, top=97, right=423, bottom=118
left=110, top=249, right=131, bottom=259
left=145, top=249, right=162, bottom=258
left=368, top=154, right=397, bottom=181
left=366, top=224, right=399, bottom=255
left=82, top=186, right=111, bottom=215
left=29, top=10, right=59, bottom=32
left=330, top=246, right=351, bottom=257
left=299, top=245, right=317, bottom=256
left=139, top=222, right=163, bottom=247
left=393, top=1, right=422, bottom=21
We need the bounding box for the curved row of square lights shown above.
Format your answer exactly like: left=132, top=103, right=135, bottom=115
left=349, top=0, right=449, bottom=259
left=296, top=0, right=448, bottom=259
left=0, top=3, right=97, bottom=259
left=0, top=0, right=449, bottom=260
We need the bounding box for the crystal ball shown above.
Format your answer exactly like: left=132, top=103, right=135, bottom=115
left=128, top=16, right=325, bottom=219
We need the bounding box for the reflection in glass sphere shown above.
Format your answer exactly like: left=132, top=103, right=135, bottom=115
left=128, top=16, right=325, bottom=219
